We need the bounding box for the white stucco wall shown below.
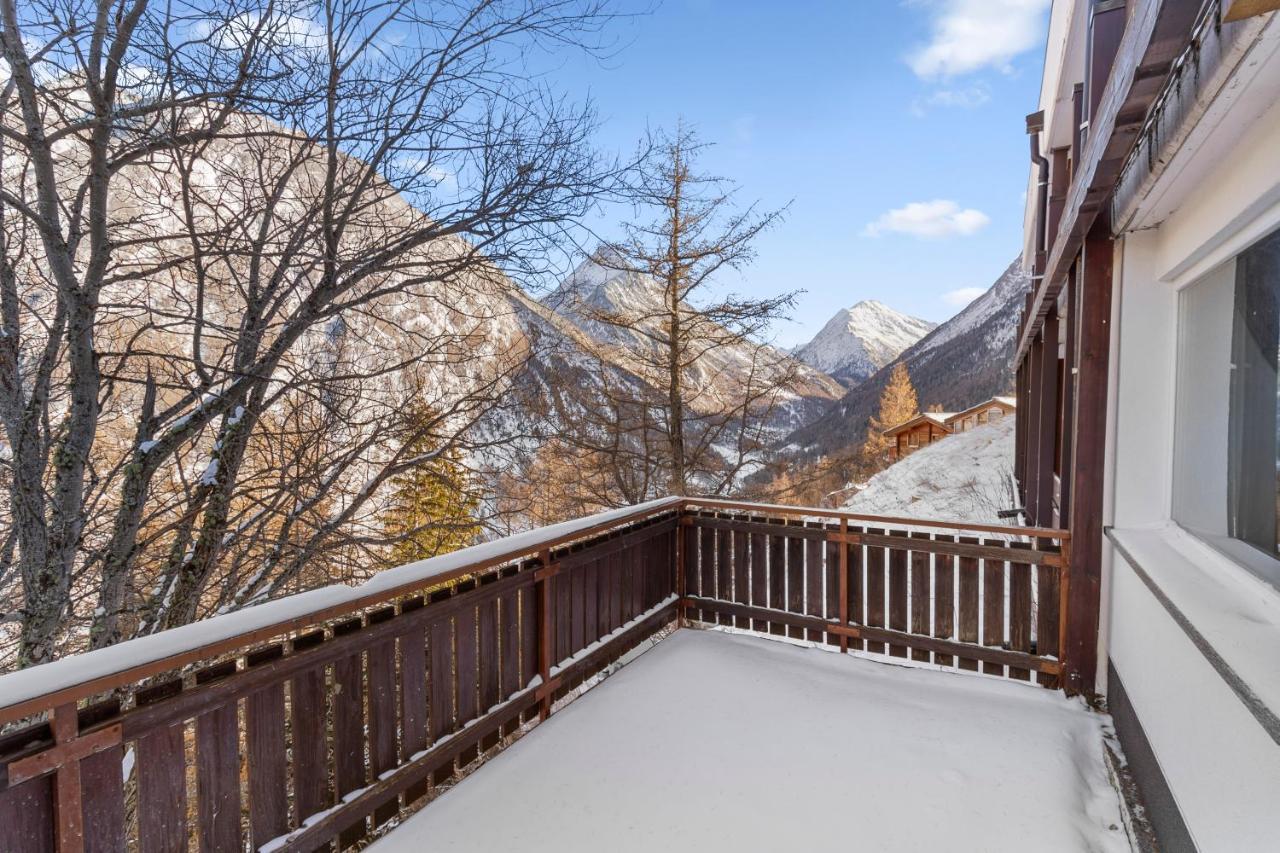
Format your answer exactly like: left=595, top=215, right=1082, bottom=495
left=1103, top=42, right=1280, bottom=852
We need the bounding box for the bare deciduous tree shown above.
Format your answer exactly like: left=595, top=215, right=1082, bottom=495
left=0, top=0, right=621, bottom=667
left=549, top=125, right=798, bottom=502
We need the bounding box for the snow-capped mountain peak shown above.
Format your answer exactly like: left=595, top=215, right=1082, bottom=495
left=793, top=300, right=935, bottom=386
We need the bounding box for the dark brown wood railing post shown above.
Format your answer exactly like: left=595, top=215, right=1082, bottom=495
left=838, top=519, right=849, bottom=654
left=1058, top=536, right=1072, bottom=678
left=537, top=547, right=553, bottom=721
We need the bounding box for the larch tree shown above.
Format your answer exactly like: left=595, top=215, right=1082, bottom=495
left=382, top=401, right=481, bottom=567
left=863, top=362, right=919, bottom=464
left=554, top=124, right=795, bottom=499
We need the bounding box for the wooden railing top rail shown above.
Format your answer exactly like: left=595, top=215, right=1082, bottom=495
left=0, top=497, right=682, bottom=727
left=0, top=495, right=1064, bottom=726
left=683, top=497, right=1070, bottom=540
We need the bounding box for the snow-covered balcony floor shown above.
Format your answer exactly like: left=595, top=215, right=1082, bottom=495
left=369, top=629, right=1131, bottom=853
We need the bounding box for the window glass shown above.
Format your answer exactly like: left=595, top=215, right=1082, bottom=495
left=1174, top=227, right=1280, bottom=582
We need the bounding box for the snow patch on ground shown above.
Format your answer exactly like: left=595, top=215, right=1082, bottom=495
left=844, top=416, right=1017, bottom=526
left=370, top=630, right=1131, bottom=853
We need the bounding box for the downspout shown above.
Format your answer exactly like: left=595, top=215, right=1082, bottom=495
left=1030, top=129, right=1050, bottom=276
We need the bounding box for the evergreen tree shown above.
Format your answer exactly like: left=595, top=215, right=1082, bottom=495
left=863, top=363, right=919, bottom=464
left=382, top=403, right=480, bottom=566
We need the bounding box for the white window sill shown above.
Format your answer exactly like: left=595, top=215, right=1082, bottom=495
left=1107, top=524, right=1280, bottom=728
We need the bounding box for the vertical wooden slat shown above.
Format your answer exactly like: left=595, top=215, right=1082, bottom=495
left=570, top=563, right=586, bottom=655
left=909, top=532, right=931, bottom=663
left=245, top=646, right=289, bottom=847
left=288, top=632, right=330, bottom=827
left=1008, top=544, right=1033, bottom=681
left=332, top=619, right=367, bottom=846
left=845, top=525, right=862, bottom=651
left=865, top=528, right=886, bottom=655
left=805, top=526, right=825, bottom=643
left=499, top=580, right=521, bottom=706
left=699, top=523, right=715, bottom=621
left=786, top=529, right=805, bottom=640
left=608, top=546, right=624, bottom=631
left=0, top=773, right=55, bottom=853
left=455, top=582, right=479, bottom=765
left=825, top=524, right=843, bottom=649
left=134, top=678, right=187, bottom=853
left=768, top=530, right=786, bottom=637
left=957, top=537, right=981, bottom=671
left=399, top=612, right=429, bottom=760
left=429, top=592, right=455, bottom=782
left=583, top=559, right=600, bottom=646
left=631, top=539, right=645, bottom=618
left=750, top=530, right=768, bottom=633
left=80, top=744, right=125, bottom=853
left=520, top=572, right=538, bottom=695
left=622, top=541, right=637, bottom=624
left=888, top=532, right=909, bottom=658
left=479, top=584, right=501, bottom=715
left=1037, top=543, right=1062, bottom=688
left=934, top=535, right=956, bottom=667
left=683, top=523, right=699, bottom=621
left=195, top=663, right=241, bottom=853
left=555, top=572, right=570, bottom=666
left=732, top=528, right=749, bottom=629
left=716, top=523, right=732, bottom=625
left=366, top=608, right=399, bottom=826
left=982, top=542, right=1006, bottom=676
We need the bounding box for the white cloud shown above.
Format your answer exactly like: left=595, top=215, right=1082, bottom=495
left=942, top=286, right=986, bottom=307
left=907, top=0, right=1050, bottom=79
left=863, top=200, right=990, bottom=239
left=910, top=84, right=991, bottom=116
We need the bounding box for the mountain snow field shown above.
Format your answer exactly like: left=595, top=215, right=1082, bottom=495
left=792, top=299, right=935, bottom=386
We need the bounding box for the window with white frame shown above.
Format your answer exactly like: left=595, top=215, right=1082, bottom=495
left=1174, top=226, right=1280, bottom=586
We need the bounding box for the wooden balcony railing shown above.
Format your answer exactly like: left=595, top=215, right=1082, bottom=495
left=0, top=499, right=1068, bottom=853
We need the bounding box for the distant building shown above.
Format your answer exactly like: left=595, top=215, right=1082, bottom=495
left=883, top=396, right=1015, bottom=461
left=945, top=396, right=1016, bottom=433
left=884, top=412, right=952, bottom=461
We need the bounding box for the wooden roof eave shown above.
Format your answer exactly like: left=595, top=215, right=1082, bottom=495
left=1015, top=0, right=1204, bottom=365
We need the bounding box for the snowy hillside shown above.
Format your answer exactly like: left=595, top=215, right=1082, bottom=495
left=792, top=301, right=935, bottom=386
left=843, top=417, right=1016, bottom=526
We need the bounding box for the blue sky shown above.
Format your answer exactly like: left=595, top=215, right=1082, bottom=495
left=552, top=0, right=1051, bottom=347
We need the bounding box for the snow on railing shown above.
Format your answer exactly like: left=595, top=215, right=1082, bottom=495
left=0, top=498, right=1069, bottom=853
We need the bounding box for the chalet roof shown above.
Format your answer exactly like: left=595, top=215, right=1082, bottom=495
left=882, top=412, right=954, bottom=437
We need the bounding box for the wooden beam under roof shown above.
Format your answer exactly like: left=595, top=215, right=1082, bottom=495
left=1016, top=0, right=1203, bottom=363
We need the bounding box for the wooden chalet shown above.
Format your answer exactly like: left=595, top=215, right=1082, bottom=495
left=882, top=411, right=953, bottom=461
